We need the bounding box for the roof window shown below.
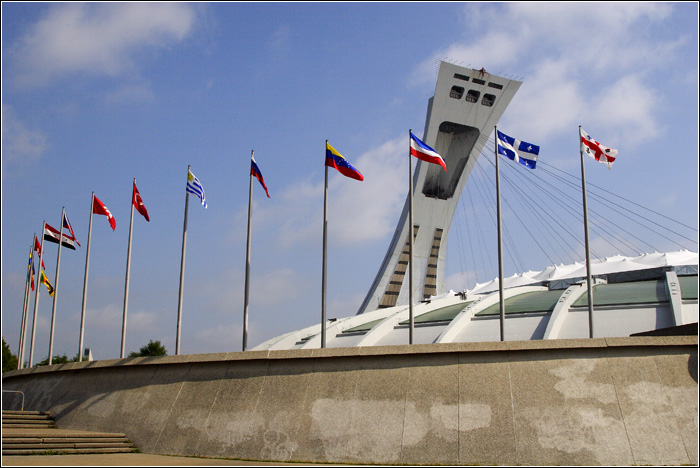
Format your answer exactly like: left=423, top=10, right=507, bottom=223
left=449, top=86, right=464, bottom=99
left=481, top=94, right=495, bottom=107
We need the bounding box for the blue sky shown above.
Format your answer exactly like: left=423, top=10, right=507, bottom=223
left=2, top=3, right=698, bottom=361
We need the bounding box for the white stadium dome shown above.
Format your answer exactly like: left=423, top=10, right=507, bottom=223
left=253, top=250, right=698, bottom=350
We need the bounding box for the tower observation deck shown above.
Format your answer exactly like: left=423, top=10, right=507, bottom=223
left=357, top=62, right=523, bottom=314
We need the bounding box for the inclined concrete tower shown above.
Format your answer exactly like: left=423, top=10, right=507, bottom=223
left=358, top=61, right=522, bottom=314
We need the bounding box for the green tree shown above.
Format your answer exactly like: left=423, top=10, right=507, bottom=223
left=36, top=353, right=79, bottom=367
left=3, top=337, right=19, bottom=373
left=129, top=340, right=167, bottom=357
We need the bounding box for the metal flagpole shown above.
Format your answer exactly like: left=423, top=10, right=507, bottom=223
left=79, top=194, right=95, bottom=362
left=18, top=242, right=33, bottom=369
left=29, top=221, right=46, bottom=367
left=495, top=127, right=506, bottom=341
left=579, top=126, right=595, bottom=338
left=176, top=166, right=191, bottom=355
left=121, top=180, right=136, bottom=358
left=48, top=207, right=66, bottom=364
left=408, top=130, right=414, bottom=345
left=243, top=152, right=254, bottom=351
left=321, top=143, right=329, bottom=348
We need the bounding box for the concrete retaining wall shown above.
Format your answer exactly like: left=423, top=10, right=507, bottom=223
left=3, top=336, right=698, bottom=465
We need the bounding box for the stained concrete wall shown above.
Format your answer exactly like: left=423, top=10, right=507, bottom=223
left=3, top=336, right=697, bottom=465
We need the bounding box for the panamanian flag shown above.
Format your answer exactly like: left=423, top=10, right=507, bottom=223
left=410, top=131, right=447, bottom=171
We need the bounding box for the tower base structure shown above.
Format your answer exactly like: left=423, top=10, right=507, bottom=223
left=358, top=62, right=522, bottom=314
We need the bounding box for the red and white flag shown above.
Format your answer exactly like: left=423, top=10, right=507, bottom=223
left=33, top=235, right=45, bottom=269
left=132, top=182, right=150, bottom=222
left=410, top=131, right=447, bottom=171
left=580, top=128, right=618, bottom=169
left=44, top=223, right=77, bottom=250
left=63, top=212, right=80, bottom=246
left=93, top=194, right=116, bottom=230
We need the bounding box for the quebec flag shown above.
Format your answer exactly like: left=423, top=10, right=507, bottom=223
left=496, top=130, right=539, bottom=169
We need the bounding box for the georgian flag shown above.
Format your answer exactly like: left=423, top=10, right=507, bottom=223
left=580, top=127, right=618, bottom=169
left=93, top=194, right=116, bottom=230
left=496, top=130, right=539, bottom=169
left=410, top=131, right=446, bottom=171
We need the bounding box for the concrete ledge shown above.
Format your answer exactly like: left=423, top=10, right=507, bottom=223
left=3, top=336, right=697, bottom=465
left=5, top=336, right=695, bottom=378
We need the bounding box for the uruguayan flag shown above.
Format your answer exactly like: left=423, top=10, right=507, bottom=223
left=496, top=130, right=539, bottom=169
left=186, top=169, right=207, bottom=208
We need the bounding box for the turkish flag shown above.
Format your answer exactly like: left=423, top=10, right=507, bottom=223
left=93, top=194, right=116, bottom=231
left=132, top=182, right=150, bottom=222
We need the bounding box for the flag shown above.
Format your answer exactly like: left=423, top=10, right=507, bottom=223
left=251, top=156, right=270, bottom=198
left=27, top=250, right=35, bottom=291
left=325, top=142, right=364, bottom=181
left=409, top=131, right=447, bottom=171
left=132, top=182, right=150, bottom=221
left=496, top=130, right=539, bottom=169
left=186, top=169, right=207, bottom=208
left=44, top=223, right=77, bottom=250
left=34, top=235, right=43, bottom=257
left=33, top=235, right=45, bottom=269
left=63, top=212, right=80, bottom=246
left=39, top=270, right=55, bottom=297
left=93, top=194, right=116, bottom=230
left=580, top=127, right=618, bottom=169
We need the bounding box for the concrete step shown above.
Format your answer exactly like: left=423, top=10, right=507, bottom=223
left=2, top=447, right=136, bottom=455
left=2, top=423, right=57, bottom=429
left=2, top=411, right=52, bottom=419
left=1, top=414, right=138, bottom=456
left=4, top=442, right=135, bottom=449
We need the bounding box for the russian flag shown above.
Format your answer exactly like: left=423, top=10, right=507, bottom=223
left=251, top=156, right=270, bottom=198
left=326, top=142, right=364, bottom=181
left=410, top=131, right=446, bottom=171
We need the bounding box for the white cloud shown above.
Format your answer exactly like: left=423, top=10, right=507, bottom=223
left=1, top=104, right=49, bottom=170
left=257, top=135, right=409, bottom=250
left=102, top=83, right=155, bottom=105
left=328, top=136, right=407, bottom=244
left=11, top=3, right=198, bottom=86
left=412, top=3, right=683, bottom=146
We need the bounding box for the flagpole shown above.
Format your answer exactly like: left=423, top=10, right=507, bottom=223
left=29, top=221, right=46, bottom=367
left=321, top=142, right=329, bottom=348
left=48, top=208, right=66, bottom=365
left=579, top=126, right=595, bottom=338
left=121, top=180, right=136, bottom=358
left=408, top=130, right=415, bottom=345
left=18, top=242, right=33, bottom=369
left=79, top=194, right=95, bottom=362
left=176, top=165, right=191, bottom=355
left=243, top=152, right=254, bottom=351
left=494, top=127, right=506, bottom=341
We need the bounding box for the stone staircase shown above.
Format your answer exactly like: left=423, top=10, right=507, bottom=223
left=2, top=410, right=138, bottom=455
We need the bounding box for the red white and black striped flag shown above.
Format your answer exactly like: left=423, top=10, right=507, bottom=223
left=43, top=224, right=78, bottom=250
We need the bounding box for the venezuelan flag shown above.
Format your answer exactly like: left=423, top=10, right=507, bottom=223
left=325, top=142, right=364, bottom=181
